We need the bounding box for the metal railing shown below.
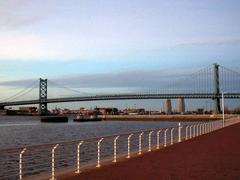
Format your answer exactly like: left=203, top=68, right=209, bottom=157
left=0, top=118, right=238, bottom=180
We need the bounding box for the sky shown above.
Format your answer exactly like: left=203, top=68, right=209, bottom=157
left=0, top=0, right=240, bottom=110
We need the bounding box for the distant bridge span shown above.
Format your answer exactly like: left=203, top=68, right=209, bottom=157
left=1, top=63, right=240, bottom=114
left=1, top=93, right=240, bottom=107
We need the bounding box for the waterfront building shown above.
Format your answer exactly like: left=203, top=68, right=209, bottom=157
left=176, top=98, right=185, bottom=114
left=163, top=99, right=172, bottom=114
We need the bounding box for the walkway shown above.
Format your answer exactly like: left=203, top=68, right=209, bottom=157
left=60, top=123, right=240, bottom=180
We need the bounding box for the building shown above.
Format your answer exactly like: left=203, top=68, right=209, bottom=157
left=19, top=107, right=37, bottom=114
left=176, top=98, right=185, bottom=114
left=163, top=99, right=172, bottom=114
left=122, top=108, right=145, bottom=115
left=95, top=108, right=119, bottom=115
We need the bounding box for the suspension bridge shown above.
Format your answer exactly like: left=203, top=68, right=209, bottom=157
left=0, top=63, right=240, bottom=115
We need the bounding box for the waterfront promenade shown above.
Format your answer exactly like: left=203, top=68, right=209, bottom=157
left=60, top=122, right=240, bottom=180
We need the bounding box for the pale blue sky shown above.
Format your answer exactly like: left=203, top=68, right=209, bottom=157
left=0, top=0, right=240, bottom=109
left=0, top=0, right=240, bottom=81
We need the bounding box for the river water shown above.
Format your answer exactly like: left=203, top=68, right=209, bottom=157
left=0, top=115, right=195, bottom=179
left=0, top=115, right=192, bottom=149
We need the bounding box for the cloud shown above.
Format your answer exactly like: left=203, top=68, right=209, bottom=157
left=0, top=34, right=49, bottom=60
left=0, top=68, right=193, bottom=89
left=0, top=0, right=49, bottom=30
left=0, top=79, right=38, bottom=87
left=175, top=39, right=240, bottom=47
left=1, top=67, right=238, bottom=97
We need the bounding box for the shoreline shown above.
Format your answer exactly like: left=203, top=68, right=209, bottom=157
left=100, top=114, right=223, bottom=121
left=0, top=114, right=227, bottom=122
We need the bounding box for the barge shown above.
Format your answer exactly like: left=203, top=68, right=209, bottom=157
left=73, top=114, right=102, bottom=122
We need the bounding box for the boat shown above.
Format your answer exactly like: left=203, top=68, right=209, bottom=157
left=41, top=116, right=68, bottom=123
left=73, top=114, right=102, bottom=122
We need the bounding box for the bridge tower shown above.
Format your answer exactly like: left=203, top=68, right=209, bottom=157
left=39, top=78, right=48, bottom=115
left=213, top=63, right=221, bottom=113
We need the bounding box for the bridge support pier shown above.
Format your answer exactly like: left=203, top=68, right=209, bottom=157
left=39, top=78, right=48, bottom=115
left=213, top=63, right=221, bottom=113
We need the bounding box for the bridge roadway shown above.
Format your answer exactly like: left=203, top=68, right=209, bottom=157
left=0, top=93, right=240, bottom=107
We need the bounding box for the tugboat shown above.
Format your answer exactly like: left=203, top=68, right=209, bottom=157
left=73, top=114, right=102, bottom=122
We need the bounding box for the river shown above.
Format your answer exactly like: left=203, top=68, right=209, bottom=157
left=0, top=115, right=192, bottom=149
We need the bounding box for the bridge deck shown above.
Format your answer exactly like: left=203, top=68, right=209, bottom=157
left=1, top=93, right=240, bottom=107
left=59, top=122, right=240, bottom=180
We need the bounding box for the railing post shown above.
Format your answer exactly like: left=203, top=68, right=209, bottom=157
left=96, top=138, right=104, bottom=168
left=157, top=129, right=162, bottom=149
left=178, top=123, right=181, bottom=142
left=148, top=131, right=154, bottom=152
left=199, top=124, right=202, bottom=135
left=138, top=132, right=144, bottom=155
left=170, top=128, right=174, bottom=145
left=113, top=136, right=120, bottom=163
left=193, top=125, right=196, bottom=137
left=127, top=134, right=133, bottom=158
left=164, top=129, right=168, bottom=147
left=200, top=124, right=202, bottom=135
left=75, top=141, right=84, bottom=174
left=186, top=126, right=189, bottom=140
left=196, top=124, right=199, bottom=136
left=50, top=144, right=59, bottom=180
left=19, top=148, right=27, bottom=180
left=189, top=125, right=192, bottom=139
